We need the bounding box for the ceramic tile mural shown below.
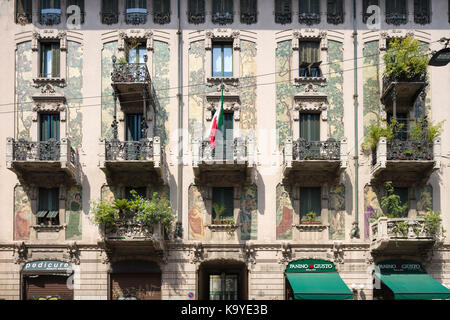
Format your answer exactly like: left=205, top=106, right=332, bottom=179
left=66, top=41, right=83, bottom=149
left=16, top=41, right=33, bottom=139
left=276, top=184, right=294, bottom=240
left=363, top=41, right=381, bottom=139
left=363, top=184, right=384, bottom=239
left=153, top=41, right=170, bottom=146
left=416, top=185, right=433, bottom=217
left=328, top=184, right=345, bottom=240
left=14, top=185, right=33, bottom=240
left=239, top=184, right=257, bottom=240
left=188, top=40, right=206, bottom=142
left=276, top=40, right=344, bottom=147
left=188, top=184, right=207, bottom=240
left=65, top=185, right=82, bottom=240
left=101, top=185, right=120, bottom=203
left=101, top=41, right=118, bottom=140
left=238, top=41, right=257, bottom=133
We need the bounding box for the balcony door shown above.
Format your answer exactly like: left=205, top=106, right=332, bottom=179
left=215, top=113, right=233, bottom=160
left=40, top=114, right=60, bottom=141
left=125, top=114, right=143, bottom=160
left=128, top=44, right=147, bottom=64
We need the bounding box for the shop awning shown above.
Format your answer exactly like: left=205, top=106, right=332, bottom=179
left=286, top=272, right=353, bottom=300
left=375, top=260, right=450, bottom=300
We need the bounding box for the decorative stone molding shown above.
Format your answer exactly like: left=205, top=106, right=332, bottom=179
left=278, top=242, right=292, bottom=265
left=190, top=242, right=205, bottom=264
left=379, top=30, right=416, bottom=51
left=332, top=241, right=344, bottom=265
left=117, top=29, right=154, bottom=75
left=205, top=29, right=241, bottom=83
left=242, top=243, right=256, bottom=268
left=205, top=93, right=240, bottom=122
left=14, top=242, right=29, bottom=264
left=292, top=29, right=329, bottom=84
left=65, top=242, right=80, bottom=265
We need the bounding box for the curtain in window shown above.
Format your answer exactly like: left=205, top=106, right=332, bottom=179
left=299, top=0, right=319, bottom=14
left=40, top=114, right=60, bottom=141
left=300, top=113, right=320, bottom=141
left=299, top=42, right=320, bottom=65
left=126, top=114, right=143, bottom=141
left=212, top=187, right=234, bottom=219
left=300, top=187, right=321, bottom=219
left=39, top=188, right=59, bottom=211
left=51, top=43, right=60, bottom=77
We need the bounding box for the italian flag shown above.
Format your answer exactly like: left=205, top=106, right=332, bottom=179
left=208, top=87, right=224, bottom=149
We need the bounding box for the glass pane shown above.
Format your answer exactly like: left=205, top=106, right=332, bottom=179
left=126, top=114, right=142, bottom=141
left=224, top=274, right=238, bottom=300
left=223, top=45, right=233, bottom=77
left=212, top=46, right=223, bottom=77
left=300, top=113, right=320, bottom=141
left=209, top=275, right=222, bottom=300
left=212, top=187, right=234, bottom=220
left=300, top=187, right=321, bottom=220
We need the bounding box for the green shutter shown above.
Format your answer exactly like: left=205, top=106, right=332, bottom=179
left=104, top=0, right=118, bottom=12
left=190, top=0, right=205, bottom=13
left=51, top=43, right=60, bottom=77
left=300, top=113, right=320, bottom=142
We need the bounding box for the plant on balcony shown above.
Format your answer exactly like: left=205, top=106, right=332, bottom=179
left=301, top=211, right=321, bottom=224
left=392, top=221, right=409, bottom=237
left=383, top=36, right=429, bottom=82
left=362, top=118, right=404, bottom=152
left=380, top=181, right=408, bottom=218
left=212, top=203, right=228, bottom=225
left=127, top=190, right=173, bottom=229
left=423, top=210, right=445, bottom=240
left=91, top=200, right=119, bottom=227
left=410, top=118, right=445, bottom=142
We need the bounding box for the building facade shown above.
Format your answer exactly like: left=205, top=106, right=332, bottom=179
left=0, top=0, right=450, bottom=300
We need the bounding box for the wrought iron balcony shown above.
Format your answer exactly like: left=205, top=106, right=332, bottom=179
left=371, top=136, right=440, bottom=183
left=370, top=217, right=439, bottom=253
left=103, top=218, right=165, bottom=250
left=283, top=137, right=347, bottom=182
left=275, top=11, right=292, bottom=24
left=6, top=137, right=78, bottom=184
left=125, top=11, right=148, bottom=25
left=212, top=11, right=233, bottom=24
left=385, top=12, right=407, bottom=25
left=327, top=12, right=343, bottom=25
left=16, top=12, right=32, bottom=25
left=298, top=12, right=320, bottom=25
left=381, top=73, right=427, bottom=110
left=188, top=11, right=205, bottom=24
left=153, top=11, right=171, bottom=24
left=414, top=10, right=430, bottom=25
left=111, top=61, right=151, bottom=84
left=39, top=12, right=61, bottom=25
left=240, top=10, right=257, bottom=24
left=101, top=11, right=119, bottom=24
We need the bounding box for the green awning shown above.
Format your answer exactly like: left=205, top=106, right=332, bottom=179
left=35, top=211, right=48, bottom=218
left=375, top=260, right=450, bottom=300
left=286, top=272, right=353, bottom=300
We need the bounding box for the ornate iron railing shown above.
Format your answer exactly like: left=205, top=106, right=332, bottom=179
left=382, top=73, right=427, bottom=92
left=385, top=12, right=407, bottom=25
left=40, top=12, right=61, bottom=25
left=298, top=12, right=320, bottom=25
left=414, top=9, right=430, bottom=25
left=111, top=62, right=151, bottom=84
left=104, top=217, right=163, bottom=241
left=370, top=217, right=437, bottom=242
left=293, top=139, right=340, bottom=161
left=188, top=10, right=205, bottom=24
left=387, top=139, right=433, bottom=161
left=200, top=138, right=246, bottom=162
left=101, top=11, right=119, bottom=24
left=125, top=12, right=148, bottom=24
left=240, top=10, right=257, bottom=24
left=275, top=11, right=292, bottom=24
left=153, top=11, right=171, bottom=24
left=327, top=12, right=343, bottom=25
left=212, top=11, right=234, bottom=24
left=105, top=139, right=154, bottom=161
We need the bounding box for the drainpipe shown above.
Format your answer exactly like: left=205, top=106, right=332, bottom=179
left=351, top=0, right=360, bottom=238
left=176, top=0, right=183, bottom=238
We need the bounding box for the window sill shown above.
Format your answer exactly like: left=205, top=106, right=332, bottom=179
left=294, top=223, right=328, bottom=231
left=32, top=225, right=65, bottom=232
left=295, top=77, right=326, bottom=85
left=207, top=223, right=240, bottom=232
left=33, top=77, right=66, bottom=88
left=207, top=77, right=239, bottom=86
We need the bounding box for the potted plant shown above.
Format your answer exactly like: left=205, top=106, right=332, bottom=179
left=212, top=203, right=227, bottom=225
left=301, top=211, right=321, bottom=224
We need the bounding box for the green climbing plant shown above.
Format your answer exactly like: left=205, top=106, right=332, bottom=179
left=362, top=118, right=404, bottom=152
left=380, top=181, right=408, bottom=218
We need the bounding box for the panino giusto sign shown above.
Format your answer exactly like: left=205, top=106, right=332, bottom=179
left=376, top=260, right=424, bottom=274
left=286, top=259, right=336, bottom=273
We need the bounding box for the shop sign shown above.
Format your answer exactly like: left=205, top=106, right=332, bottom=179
left=23, top=260, right=72, bottom=272
left=286, top=259, right=336, bottom=273
left=376, top=260, right=424, bottom=274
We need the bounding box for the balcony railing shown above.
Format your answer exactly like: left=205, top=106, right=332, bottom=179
left=370, top=217, right=438, bottom=243
left=100, top=137, right=160, bottom=165
left=193, top=137, right=254, bottom=167
left=275, top=11, right=292, bottom=24
left=125, top=9, right=148, bottom=24
left=153, top=11, right=171, bottom=24
left=188, top=10, right=205, bottom=24
left=293, top=138, right=341, bottom=161
left=298, top=12, right=320, bottom=25
left=101, top=11, right=119, bottom=24
left=104, top=218, right=164, bottom=245
left=382, top=73, right=427, bottom=93
left=40, top=11, right=61, bottom=25
left=8, top=138, right=76, bottom=166
left=211, top=11, right=233, bottom=24
left=111, top=62, right=151, bottom=84
left=385, top=12, right=407, bottom=25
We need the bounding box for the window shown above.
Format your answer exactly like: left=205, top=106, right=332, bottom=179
left=40, top=113, right=60, bottom=163
left=40, top=42, right=60, bottom=78
left=300, top=187, right=321, bottom=222
left=40, top=0, right=61, bottom=25
left=126, top=114, right=143, bottom=141
left=387, top=113, right=408, bottom=141
left=126, top=0, right=147, bottom=24
left=300, top=113, right=320, bottom=143
left=214, top=113, right=234, bottom=160
left=102, top=0, right=119, bottom=24
left=386, top=0, right=407, bottom=25
left=362, top=0, right=378, bottom=23
left=394, top=187, right=409, bottom=217
left=240, top=0, right=257, bottom=24
left=37, top=188, right=59, bottom=226
left=153, top=0, right=171, bottom=24
left=212, top=0, right=234, bottom=24
left=127, top=43, right=147, bottom=63
left=188, top=0, right=205, bottom=24
left=212, top=187, right=234, bottom=221
left=125, top=187, right=147, bottom=200
left=299, top=41, right=322, bottom=78
left=67, top=0, right=85, bottom=24
left=16, top=0, right=32, bottom=24
left=327, top=0, right=343, bottom=24
left=209, top=273, right=238, bottom=300
left=212, top=43, right=233, bottom=77
left=414, top=0, right=430, bottom=25
left=275, top=0, right=292, bottom=24
left=298, top=0, right=320, bottom=25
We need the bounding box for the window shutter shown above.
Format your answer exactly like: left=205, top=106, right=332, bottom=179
left=50, top=188, right=59, bottom=211
left=51, top=43, right=60, bottom=77
left=140, top=0, right=147, bottom=9
left=283, top=0, right=291, bottom=13
left=52, top=114, right=60, bottom=140
left=40, top=115, right=49, bottom=141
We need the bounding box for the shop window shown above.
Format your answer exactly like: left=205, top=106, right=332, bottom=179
left=212, top=0, right=234, bottom=25
left=188, top=0, right=205, bottom=24
left=386, top=0, right=407, bottom=25
left=275, top=0, right=292, bottom=24
left=240, top=0, right=257, bottom=24
left=209, top=273, right=238, bottom=300
left=126, top=0, right=148, bottom=25
left=40, top=42, right=60, bottom=78
left=67, top=0, right=85, bottom=24
left=414, top=0, right=430, bottom=25
left=362, top=0, right=378, bottom=23
left=393, top=187, right=409, bottom=217
left=299, top=41, right=322, bottom=78
left=300, top=113, right=320, bottom=142
left=101, top=0, right=119, bottom=24
left=212, top=187, right=234, bottom=222
left=16, top=0, right=32, bottom=24
left=298, top=0, right=320, bottom=25
left=300, top=187, right=321, bottom=223
left=37, top=188, right=60, bottom=226
left=40, top=0, right=61, bottom=25
left=153, top=0, right=171, bottom=24
left=327, top=0, right=343, bottom=24
left=212, top=43, right=233, bottom=77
